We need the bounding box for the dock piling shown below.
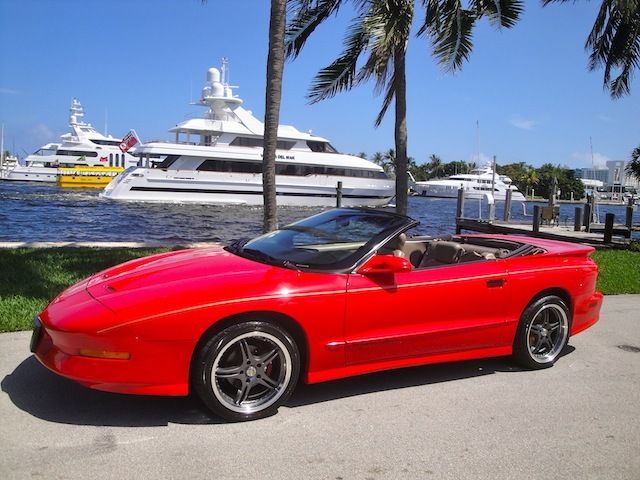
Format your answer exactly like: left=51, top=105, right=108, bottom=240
left=604, top=213, right=615, bottom=243
left=625, top=206, right=634, bottom=239
left=503, top=189, right=512, bottom=222
left=533, top=205, right=541, bottom=233
left=574, top=207, right=583, bottom=232
left=455, top=188, right=465, bottom=234
left=336, top=181, right=343, bottom=208
left=583, top=202, right=592, bottom=232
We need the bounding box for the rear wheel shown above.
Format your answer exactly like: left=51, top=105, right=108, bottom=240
left=193, top=321, right=300, bottom=422
left=513, top=295, right=570, bottom=369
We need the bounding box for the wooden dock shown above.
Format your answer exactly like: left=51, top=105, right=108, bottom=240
left=455, top=189, right=636, bottom=247
left=456, top=218, right=632, bottom=247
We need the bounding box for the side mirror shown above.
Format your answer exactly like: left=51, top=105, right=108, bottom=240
left=357, top=255, right=412, bottom=275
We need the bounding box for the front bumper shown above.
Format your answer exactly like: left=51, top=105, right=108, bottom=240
left=31, top=291, right=193, bottom=396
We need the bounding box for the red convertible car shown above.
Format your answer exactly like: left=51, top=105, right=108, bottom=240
left=32, top=208, right=602, bottom=421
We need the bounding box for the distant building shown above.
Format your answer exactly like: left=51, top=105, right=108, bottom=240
left=574, top=167, right=609, bottom=184
left=606, top=160, right=639, bottom=189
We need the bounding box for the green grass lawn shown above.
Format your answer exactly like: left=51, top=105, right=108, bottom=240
left=0, top=248, right=169, bottom=333
left=1, top=246, right=638, bottom=333
left=591, top=248, right=640, bottom=295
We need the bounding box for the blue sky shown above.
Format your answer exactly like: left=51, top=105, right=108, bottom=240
left=0, top=0, right=638, bottom=169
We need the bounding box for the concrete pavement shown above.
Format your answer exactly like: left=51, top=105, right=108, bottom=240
left=1, top=295, right=639, bottom=479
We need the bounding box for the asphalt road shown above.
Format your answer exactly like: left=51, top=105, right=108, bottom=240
left=1, top=295, right=639, bottom=480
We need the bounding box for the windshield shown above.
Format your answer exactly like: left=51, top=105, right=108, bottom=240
left=229, top=208, right=411, bottom=271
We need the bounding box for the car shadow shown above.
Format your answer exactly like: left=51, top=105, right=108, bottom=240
left=1, top=356, right=222, bottom=427
left=2, top=346, right=575, bottom=427
left=289, top=347, right=574, bottom=407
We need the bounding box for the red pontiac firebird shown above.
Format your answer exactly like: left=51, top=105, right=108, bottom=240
left=32, top=208, right=603, bottom=421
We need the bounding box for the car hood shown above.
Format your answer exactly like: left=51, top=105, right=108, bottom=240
left=86, top=247, right=273, bottom=316
left=87, top=247, right=269, bottom=296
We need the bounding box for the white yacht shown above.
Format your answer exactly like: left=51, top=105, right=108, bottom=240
left=0, top=154, right=19, bottom=178
left=102, top=62, right=394, bottom=206
left=2, top=99, right=138, bottom=183
left=413, top=164, right=526, bottom=202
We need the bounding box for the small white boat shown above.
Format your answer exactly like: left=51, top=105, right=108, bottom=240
left=2, top=99, right=138, bottom=183
left=413, top=164, right=526, bottom=202
left=102, top=60, right=394, bottom=207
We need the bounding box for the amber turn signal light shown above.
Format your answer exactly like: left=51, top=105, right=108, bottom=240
left=78, top=349, right=131, bottom=360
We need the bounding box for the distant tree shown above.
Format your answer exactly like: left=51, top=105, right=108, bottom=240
left=497, top=162, right=539, bottom=197
left=371, top=150, right=395, bottom=176
left=426, top=154, right=443, bottom=179
left=543, top=1, right=640, bottom=98
left=626, top=144, right=640, bottom=181
left=356, top=152, right=368, bottom=159
left=410, top=160, right=430, bottom=181
left=442, top=160, right=470, bottom=176
left=536, top=163, right=585, bottom=200
left=521, top=166, right=540, bottom=197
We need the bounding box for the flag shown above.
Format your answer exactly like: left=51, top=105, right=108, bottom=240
left=119, top=131, right=139, bottom=153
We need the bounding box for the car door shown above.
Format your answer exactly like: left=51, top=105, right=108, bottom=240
left=344, top=258, right=510, bottom=365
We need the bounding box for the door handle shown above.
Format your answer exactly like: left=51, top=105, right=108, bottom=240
left=486, top=279, right=506, bottom=288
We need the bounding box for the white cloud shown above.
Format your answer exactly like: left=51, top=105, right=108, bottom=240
left=29, top=123, right=56, bottom=146
left=510, top=115, right=536, bottom=130
left=571, top=151, right=611, bottom=168
left=0, top=87, right=18, bottom=95
left=467, top=152, right=493, bottom=166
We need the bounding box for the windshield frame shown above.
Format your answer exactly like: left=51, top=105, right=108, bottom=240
left=226, top=208, right=417, bottom=273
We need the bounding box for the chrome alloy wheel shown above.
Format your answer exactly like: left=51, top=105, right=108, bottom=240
left=211, top=332, right=292, bottom=414
left=526, top=303, right=569, bottom=363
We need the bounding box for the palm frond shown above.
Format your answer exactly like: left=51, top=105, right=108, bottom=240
left=285, top=0, right=344, bottom=59
left=470, top=0, right=523, bottom=28
left=375, top=72, right=397, bottom=126
left=544, top=0, right=639, bottom=98
left=307, top=20, right=369, bottom=102
left=359, top=0, right=412, bottom=91
left=418, top=0, right=443, bottom=36
left=430, top=2, right=476, bottom=72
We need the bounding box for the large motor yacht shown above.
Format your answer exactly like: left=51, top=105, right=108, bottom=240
left=2, top=99, right=138, bottom=184
left=413, top=164, right=526, bottom=201
left=102, top=62, right=394, bottom=206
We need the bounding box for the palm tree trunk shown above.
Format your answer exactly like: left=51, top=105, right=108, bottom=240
left=263, top=0, right=286, bottom=232
left=393, top=46, right=409, bottom=216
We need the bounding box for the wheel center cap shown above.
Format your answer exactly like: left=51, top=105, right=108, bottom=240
left=540, top=328, right=548, bottom=337
left=246, top=366, right=257, bottom=378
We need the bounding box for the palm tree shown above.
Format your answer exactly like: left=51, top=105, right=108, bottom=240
left=522, top=165, right=540, bottom=197
left=202, top=0, right=285, bottom=232
left=286, top=0, right=523, bottom=215
left=427, top=153, right=443, bottom=179
left=626, top=144, right=640, bottom=181
left=372, top=150, right=396, bottom=175
left=543, top=1, right=640, bottom=98
left=262, top=0, right=288, bottom=232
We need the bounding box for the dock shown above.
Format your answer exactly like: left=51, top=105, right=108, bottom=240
left=455, top=189, right=637, bottom=247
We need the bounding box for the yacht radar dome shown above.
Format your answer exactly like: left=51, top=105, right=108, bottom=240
left=199, top=61, right=242, bottom=110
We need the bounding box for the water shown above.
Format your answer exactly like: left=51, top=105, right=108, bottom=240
left=0, top=182, right=638, bottom=243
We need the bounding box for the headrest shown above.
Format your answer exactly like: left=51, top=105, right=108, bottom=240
left=431, top=241, right=463, bottom=264
left=387, top=233, right=407, bottom=250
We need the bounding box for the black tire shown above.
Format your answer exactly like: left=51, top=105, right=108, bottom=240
left=193, top=321, right=300, bottom=422
left=513, top=295, right=570, bottom=370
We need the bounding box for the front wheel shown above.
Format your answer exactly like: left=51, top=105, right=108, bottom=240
left=193, top=321, right=300, bottom=422
left=513, top=295, right=570, bottom=369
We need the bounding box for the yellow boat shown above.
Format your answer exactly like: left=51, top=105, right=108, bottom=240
left=57, top=166, right=124, bottom=188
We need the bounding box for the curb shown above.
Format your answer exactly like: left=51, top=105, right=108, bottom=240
left=0, top=241, right=223, bottom=249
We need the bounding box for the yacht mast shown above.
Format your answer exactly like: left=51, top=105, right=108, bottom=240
left=1, top=124, right=4, bottom=171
